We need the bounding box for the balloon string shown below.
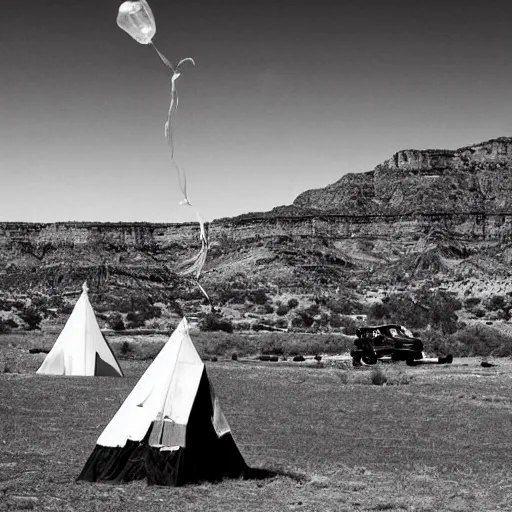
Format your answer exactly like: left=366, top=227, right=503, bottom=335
left=151, top=43, right=194, bottom=205
left=150, top=42, right=175, bottom=72
left=150, top=43, right=210, bottom=304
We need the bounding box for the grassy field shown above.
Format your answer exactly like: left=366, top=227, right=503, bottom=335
left=1, top=334, right=512, bottom=511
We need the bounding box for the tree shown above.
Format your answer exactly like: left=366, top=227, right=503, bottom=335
left=19, top=307, right=42, bottom=330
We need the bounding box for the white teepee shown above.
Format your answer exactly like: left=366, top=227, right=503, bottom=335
left=37, top=283, right=123, bottom=377
left=78, top=317, right=247, bottom=486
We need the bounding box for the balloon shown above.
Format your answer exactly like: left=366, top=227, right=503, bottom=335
left=117, top=0, right=156, bottom=45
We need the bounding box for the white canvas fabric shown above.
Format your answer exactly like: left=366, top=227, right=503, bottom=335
left=36, top=283, right=123, bottom=377
left=96, top=317, right=232, bottom=449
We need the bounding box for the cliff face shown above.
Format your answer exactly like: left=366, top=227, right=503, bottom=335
left=2, top=137, right=512, bottom=328
left=293, top=137, right=512, bottom=215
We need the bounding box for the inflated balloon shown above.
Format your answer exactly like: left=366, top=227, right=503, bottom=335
left=117, top=0, right=156, bottom=45
left=116, top=1, right=210, bottom=305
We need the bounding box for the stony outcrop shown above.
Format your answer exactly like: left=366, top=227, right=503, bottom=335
left=293, top=137, right=512, bottom=215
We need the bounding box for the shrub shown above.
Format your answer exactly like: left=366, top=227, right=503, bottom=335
left=199, top=314, right=233, bottom=333
left=275, top=318, right=288, bottom=330
left=367, top=301, right=391, bottom=321
left=248, top=289, right=269, bottom=305
left=448, top=325, right=512, bottom=357
left=318, top=312, right=330, bottom=328
left=421, top=324, right=512, bottom=357
left=473, top=307, right=486, bottom=318
left=287, top=298, right=299, bottom=309
left=330, top=313, right=345, bottom=329
left=290, top=310, right=314, bottom=330
left=254, top=304, right=274, bottom=315
left=169, top=300, right=184, bottom=317
left=306, top=303, right=320, bottom=316
left=370, top=367, right=387, bottom=386
left=251, top=323, right=267, bottom=332
left=464, top=297, right=481, bottom=308
left=327, top=298, right=354, bottom=315
left=19, top=307, right=42, bottom=330
left=340, top=316, right=358, bottom=336
left=120, top=341, right=132, bottom=356
left=260, top=336, right=284, bottom=355
left=276, top=303, right=290, bottom=316
left=61, top=302, right=74, bottom=315
left=369, top=289, right=461, bottom=334
left=108, top=314, right=125, bottom=331
left=0, top=318, right=10, bottom=334
left=126, top=312, right=146, bottom=329
left=4, top=319, right=18, bottom=329
left=487, top=295, right=506, bottom=311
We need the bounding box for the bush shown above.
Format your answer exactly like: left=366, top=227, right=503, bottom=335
left=290, top=310, right=314, bottom=330
left=260, top=336, right=284, bottom=355
left=199, top=314, right=233, bottom=333
left=464, top=297, right=481, bottom=308
left=329, top=313, right=345, bottom=329
left=421, top=324, right=512, bottom=357
left=276, top=303, right=290, bottom=316
left=368, top=289, right=462, bottom=334
left=287, top=298, right=299, bottom=309
left=254, top=304, right=274, bottom=315
left=0, top=318, right=11, bottom=334
left=486, top=295, right=507, bottom=311
left=19, top=307, right=42, bottom=330
left=120, top=341, right=132, bottom=356
left=275, top=318, right=288, bottom=329
left=448, top=325, right=512, bottom=357
left=4, top=319, right=18, bottom=329
left=108, top=314, right=125, bottom=331
left=248, top=289, right=269, bottom=306
left=368, top=301, right=391, bottom=321
left=327, top=298, right=354, bottom=315
left=340, top=316, right=358, bottom=336
left=370, top=367, right=387, bottom=386
left=473, top=307, right=486, bottom=318
left=126, top=312, right=146, bottom=329
left=306, top=303, right=320, bottom=316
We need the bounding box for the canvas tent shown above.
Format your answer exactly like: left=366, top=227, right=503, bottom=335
left=77, top=317, right=247, bottom=486
left=36, top=283, right=123, bottom=377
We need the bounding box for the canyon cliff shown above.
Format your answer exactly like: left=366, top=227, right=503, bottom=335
left=1, top=137, right=512, bottom=331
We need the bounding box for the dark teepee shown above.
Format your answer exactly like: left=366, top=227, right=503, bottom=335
left=78, top=318, right=247, bottom=486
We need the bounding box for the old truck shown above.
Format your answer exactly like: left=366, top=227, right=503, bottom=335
left=350, top=324, right=452, bottom=366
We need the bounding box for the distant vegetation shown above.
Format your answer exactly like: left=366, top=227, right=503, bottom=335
left=1, top=282, right=512, bottom=358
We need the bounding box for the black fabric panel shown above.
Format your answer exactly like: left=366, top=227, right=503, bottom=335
left=77, top=439, right=148, bottom=483
left=94, top=352, right=123, bottom=378
left=146, top=369, right=248, bottom=486
left=101, top=333, right=125, bottom=377
left=217, top=432, right=248, bottom=479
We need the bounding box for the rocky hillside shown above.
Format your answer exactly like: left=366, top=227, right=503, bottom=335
left=294, top=137, right=512, bottom=215
left=1, top=137, right=512, bottom=333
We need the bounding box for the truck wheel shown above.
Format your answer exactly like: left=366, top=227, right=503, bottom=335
left=362, top=354, right=378, bottom=365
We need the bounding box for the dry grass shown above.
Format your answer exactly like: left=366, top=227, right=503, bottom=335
left=1, top=335, right=512, bottom=511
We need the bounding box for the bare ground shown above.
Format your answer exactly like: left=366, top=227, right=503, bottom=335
left=1, top=342, right=512, bottom=511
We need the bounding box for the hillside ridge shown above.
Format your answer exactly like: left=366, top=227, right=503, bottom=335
left=1, top=136, right=512, bottom=333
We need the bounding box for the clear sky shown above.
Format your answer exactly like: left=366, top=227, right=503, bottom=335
left=1, top=0, right=511, bottom=223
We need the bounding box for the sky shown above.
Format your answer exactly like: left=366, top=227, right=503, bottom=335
left=1, top=0, right=512, bottom=223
